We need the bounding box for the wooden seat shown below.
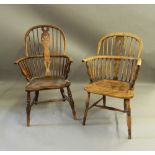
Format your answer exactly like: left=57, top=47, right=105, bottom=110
left=82, top=32, right=143, bottom=139
left=84, top=80, right=134, bottom=99
left=15, top=25, right=77, bottom=126
left=25, top=77, right=70, bottom=91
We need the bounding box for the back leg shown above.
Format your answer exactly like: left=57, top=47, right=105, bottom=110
left=103, top=95, right=106, bottom=106
left=60, top=88, right=66, bottom=101
left=33, top=91, right=39, bottom=105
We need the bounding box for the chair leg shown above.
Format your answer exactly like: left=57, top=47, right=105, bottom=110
left=103, top=95, right=106, bottom=106
left=34, top=91, right=39, bottom=105
left=66, top=86, right=77, bottom=120
left=83, top=92, right=90, bottom=125
left=26, top=91, right=31, bottom=127
left=124, top=99, right=132, bottom=139
left=60, top=88, right=65, bottom=101
left=124, top=99, right=127, bottom=112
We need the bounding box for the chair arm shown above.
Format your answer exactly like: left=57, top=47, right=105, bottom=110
left=15, top=57, right=31, bottom=81
left=82, top=56, right=142, bottom=83
left=15, top=57, right=29, bottom=64
left=15, top=55, right=73, bottom=81
left=64, top=57, right=73, bottom=79
left=82, top=56, right=99, bottom=62
left=82, top=55, right=137, bottom=62
left=130, top=58, right=142, bottom=89
left=82, top=56, right=97, bottom=82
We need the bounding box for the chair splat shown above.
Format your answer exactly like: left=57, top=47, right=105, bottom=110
left=41, top=27, right=51, bottom=77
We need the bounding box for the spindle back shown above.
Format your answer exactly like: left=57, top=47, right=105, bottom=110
left=86, top=32, right=143, bottom=86
left=19, top=25, right=71, bottom=80
left=97, top=32, right=142, bottom=58
left=24, top=25, right=66, bottom=56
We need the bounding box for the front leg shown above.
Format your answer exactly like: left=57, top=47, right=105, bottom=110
left=66, top=86, right=77, bottom=120
left=60, top=88, right=66, bottom=101
left=83, top=92, right=90, bottom=125
left=26, top=91, right=31, bottom=127
left=124, top=99, right=132, bottom=139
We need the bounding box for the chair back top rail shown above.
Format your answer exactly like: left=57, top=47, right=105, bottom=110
left=97, top=32, right=143, bottom=59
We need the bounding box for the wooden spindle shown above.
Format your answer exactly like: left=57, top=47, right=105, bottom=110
left=106, top=38, right=109, bottom=55
left=56, top=29, right=58, bottom=55
left=32, top=30, right=36, bottom=55
left=102, top=40, right=105, bottom=55
left=111, top=37, right=114, bottom=56
left=52, top=28, right=54, bottom=54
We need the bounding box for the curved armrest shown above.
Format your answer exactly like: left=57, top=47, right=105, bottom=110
left=15, top=55, right=73, bottom=64
left=15, top=55, right=73, bottom=81
left=82, top=55, right=142, bottom=85
left=82, top=55, right=137, bottom=62
left=82, top=56, right=100, bottom=62
left=130, top=58, right=142, bottom=89
left=15, top=57, right=29, bottom=64
left=15, top=56, right=31, bottom=81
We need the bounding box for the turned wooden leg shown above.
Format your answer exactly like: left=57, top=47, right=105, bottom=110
left=124, top=99, right=131, bottom=139
left=66, top=86, right=77, bottom=120
left=26, top=91, right=31, bottom=127
left=103, top=95, right=106, bottom=106
left=60, top=88, right=65, bottom=101
left=83, top=92, right=90, bottom=125
left=34, top=91, right=39, bottom=105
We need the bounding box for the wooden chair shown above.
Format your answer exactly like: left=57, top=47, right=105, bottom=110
left=82, top=32, right=143, bottom=139
left=15, top=25, right=77, bottom=126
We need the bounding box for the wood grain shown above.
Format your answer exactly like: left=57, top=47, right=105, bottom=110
left=84, top=80, right=134, bottom=99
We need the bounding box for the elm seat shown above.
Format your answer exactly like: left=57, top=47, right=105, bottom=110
left=84, top=80, right=134, bottom=99
left=25, top=77, right=71, bottom=91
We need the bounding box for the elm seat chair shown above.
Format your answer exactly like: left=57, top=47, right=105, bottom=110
left=82, top=32, right=143, bottom=139
left=15, top=25, right=77, bottom=126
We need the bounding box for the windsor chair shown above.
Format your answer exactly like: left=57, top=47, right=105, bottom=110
left=15, top=25, right=77, bottom=126
left=82, top=32, right=143, bottom=139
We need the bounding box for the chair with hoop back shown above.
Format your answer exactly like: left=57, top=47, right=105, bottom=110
left=15, top=25, right=77, bottom=126
left=82, top=32, right=143, bottom=139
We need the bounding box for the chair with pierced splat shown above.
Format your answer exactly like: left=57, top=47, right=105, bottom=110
left=15, top=25, right=77, bottom=126
left=82, top=32, right=143, bottom=139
